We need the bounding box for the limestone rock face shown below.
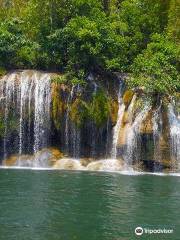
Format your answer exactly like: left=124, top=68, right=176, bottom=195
left=139, top=110, right=154, bottom=134
left=3, top=155, right=32, bottom=167
left=80, top=158, right=95, bottom=167
left=116, top=125, right=130, bottom=147
left=110, top=99, right=119, bottom=125
left=157, top=108, right=171, bottom=168
left=123, top=90, right=134, bottom=108
left=33, top=148, right=64, bottom=167
left=3, top=148, right=63, bottom=167
left=53, top=159, right=85, bottom=170
left=87, top=159, right=124, bottom=171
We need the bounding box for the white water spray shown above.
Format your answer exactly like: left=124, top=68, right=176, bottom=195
left=168, top=103, right=180, bottom=166
left=0, top=70, right=51, bottom=166
left=124, top=103, right=151, bottom=168
left=111, top=85, right=125, bottom=159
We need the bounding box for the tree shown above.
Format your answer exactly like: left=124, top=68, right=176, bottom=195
left=167, top=0, right=180, bottom=43
left=48, top=13, right=129, bottom=78
left=129, top=34, right=180, bottom=95
left=0, top=19, right=38, bottom=68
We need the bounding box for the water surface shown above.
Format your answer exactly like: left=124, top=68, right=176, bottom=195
left=0, top=169, right=179, bottom=240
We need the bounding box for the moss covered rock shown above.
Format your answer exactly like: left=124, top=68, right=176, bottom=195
left=123, top=90, right=134, bottom=108
left=110, top=98, right=119, bottom=125
left=51, top=82, right=68, bottom=129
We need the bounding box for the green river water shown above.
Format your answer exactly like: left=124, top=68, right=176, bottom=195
left=0, top=169, right=180, bottom=240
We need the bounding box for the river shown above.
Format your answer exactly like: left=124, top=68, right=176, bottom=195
left=0, top=169, right=179, bottom=239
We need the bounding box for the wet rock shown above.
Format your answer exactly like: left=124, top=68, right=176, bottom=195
left=33, top=148, right=64, bottom=167
left=123, top=90, right=134, bottom=108
left=80, top=158, right=95, bottom=167
left=143, top=160, right=171, bottom=172
left=51, top=81, right=68, bottom=130
left=87, top=159, right=124, bottom=171
left=117, top=124, right=131, bottom=146
left=53, top=158, right=86, bottom=170
left=3, top=154, right=33, bottom=167
left=139, top=110, right=153, bottom=134
left=3, top=148, right=63, bottom=167
left=3, top=155, right=18, bottom=166
left=110, top=99, right=119, bottom=125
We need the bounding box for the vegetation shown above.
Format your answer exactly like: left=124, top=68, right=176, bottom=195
left=0, top=0, right=179, bottom=95
left=129, top=34, right=180, bottom=95
left=67, top=90, right=110, bottom=127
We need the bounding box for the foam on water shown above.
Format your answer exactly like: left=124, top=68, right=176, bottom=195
left=1, top=161, right=180, bottom=177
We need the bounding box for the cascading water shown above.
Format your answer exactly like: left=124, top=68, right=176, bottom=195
left=124, top=103, right=151, bottom=169
left=168, top=103, right=180, bottom=168
left=34, top=72, right=51, bottom=154
left=72, top=126, right=81, bottom=159
left=0, top=70, right=179, bottom=173
left=111, top=84, right=125, bottom=159
left=152, top=107, right=162, bottom=168
left=126, top=95, right=137, bottom=123
left=1, top=73, right=16, bottom=160
left=0, top=70, right=51, bottom=166
left=65, top=85, right=81, bottom=159
left=87, top=73, right=98, bottom=158
left=65, top=85, right=75, bottom=153
left=105, top=116, right=111, bottom=158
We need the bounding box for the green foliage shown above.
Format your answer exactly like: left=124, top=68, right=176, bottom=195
left=117, top=0, right=171, bottom=63
left=52, top=71, right=87, bottom=87
left=51, top=83, right=65, bottom=130
left=0, top=18, right=38, bottom=68
left=66, top=70, right=87, bottom=86
left=89, top=90, right=110, bottom=126
left=69, top=89, right=110, bottom=127
left=48, top=13, right=128, bottom=73
left=0, top=67, right=7, bottom=77
left=0, top=0, right=179, bottom=95
left=167, top=0, right=180, bottom=43
left=129, top=34, right=180, bottom=94
left=52, top=75, right=68, bottom=84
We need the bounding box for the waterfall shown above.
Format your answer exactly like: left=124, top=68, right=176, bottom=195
left=152, top=108, right=162, bottom=165
left=168, top=103, right=180, bottom=167
left=72, top=126, right=81, bottom=159
left=90, top=123, right=96, bottom=158
left=0, top=70, right=51, bottom=165
left=33, top=72, right=51, bottom=165
left=1, top=70, right=178, bottom=172
left=105, top=116, right=111, bottom=158
left=90, top=78, right=98, bottom=158
left=126, top=95, right=136, bottom=123
left=1, top=73, right=16, bottom=160
left=111, top=84, right=125, bottom=159
left=19, top=72, right=31, bottom=155
left=65, top=85, right=81, bottom=159
left=124, top=103, right=150, bottom=168
left=65, top=85, right=75, bottom=153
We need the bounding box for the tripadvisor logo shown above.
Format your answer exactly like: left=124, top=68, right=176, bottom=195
left=135, top=227, right=143, bottom=236
left=135, top=226, right=174, bottom=236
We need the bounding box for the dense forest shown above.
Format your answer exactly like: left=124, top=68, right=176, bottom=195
left=0, top=0, right=179, bottom=94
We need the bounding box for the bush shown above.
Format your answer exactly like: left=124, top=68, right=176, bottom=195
left=129, top=34, right=180, bottom=95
